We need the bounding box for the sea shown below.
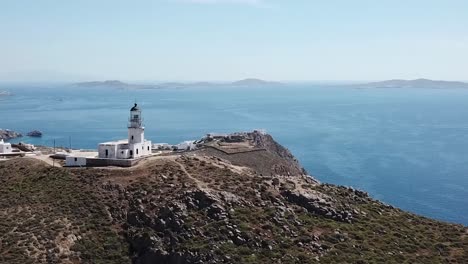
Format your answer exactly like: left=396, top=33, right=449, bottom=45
left=1, top=83, right=468, bottom=225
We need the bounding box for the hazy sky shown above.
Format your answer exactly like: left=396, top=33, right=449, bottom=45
left=1, top=0, right=468, bottom=81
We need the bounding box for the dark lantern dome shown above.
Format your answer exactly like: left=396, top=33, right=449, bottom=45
left=130, top=103, right=140, bottom=111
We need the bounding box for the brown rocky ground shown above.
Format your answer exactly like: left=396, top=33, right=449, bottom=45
left=0, top=132, right=467, bottom=263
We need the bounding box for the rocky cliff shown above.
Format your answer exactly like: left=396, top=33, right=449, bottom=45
left=0, top=132, right=466, bottom=264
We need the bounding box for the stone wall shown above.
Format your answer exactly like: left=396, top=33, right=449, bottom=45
left=85, top=158, right=138, bottom=167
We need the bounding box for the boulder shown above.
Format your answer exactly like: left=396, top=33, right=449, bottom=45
left=185, top=190, right=219, bottom=209
left=281, top=190, right=354, bottom=223
left=12, top=142, right=36, bottom=152
left=207, top=203, right=227, bottom=220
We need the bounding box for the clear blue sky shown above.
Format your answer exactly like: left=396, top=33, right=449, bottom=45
left=1, top=0, right=467, bottom=82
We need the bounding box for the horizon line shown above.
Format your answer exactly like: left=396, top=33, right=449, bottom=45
left=1, top=78, right=468, bottom=84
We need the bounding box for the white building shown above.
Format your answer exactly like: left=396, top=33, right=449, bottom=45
left=207, top=133, right=228, bottom=139
left=65, top=156, right=87, bottom=167
left=153, top=143, right=171, bottom=150
left=0, top=139, right=12, bottom=154
left=174, top=140, right=197, bottom=151
left=98, top=103, right=152, bottom=159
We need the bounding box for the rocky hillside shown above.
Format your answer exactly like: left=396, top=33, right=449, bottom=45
left=0, top=133, right=466, bottom=263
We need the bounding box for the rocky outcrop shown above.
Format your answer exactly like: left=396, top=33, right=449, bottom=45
left=12, top=142, right=36, bottom=152
left=248, top=131, right=307, bottom=175
left=281, top=189, right=355, bottom=223
left=198, top=131, right=308, bottom=177
left=0, top=129, right=22, bottom=140
left=27, top=130, right=42, bottom=137
left=123, top=187, right=253, bottom=263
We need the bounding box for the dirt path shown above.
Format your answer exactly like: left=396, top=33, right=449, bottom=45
left=27, top=155, right=63, bottom=167
left=172, top=159, right=210, bottom=191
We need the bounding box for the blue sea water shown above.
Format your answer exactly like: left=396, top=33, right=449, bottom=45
left=1, top=84, right=468, bottom=225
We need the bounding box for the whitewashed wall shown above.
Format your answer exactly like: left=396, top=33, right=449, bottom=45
left=0, top=142, right=12, bottom=153
left=65, top=156, right=87, bottom=167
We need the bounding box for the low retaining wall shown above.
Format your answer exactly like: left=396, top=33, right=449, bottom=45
left=201, top=145, right=267, bottom=155
left=0, top=152, right=25, bottom=157
left=85, top=158, right=139, bottom=167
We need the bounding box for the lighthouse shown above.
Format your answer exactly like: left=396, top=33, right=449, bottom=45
left=126, top=103, right=152, bottom=158
left=96, top=103, right=152, bottom=159
left=128, top=103, right=145, bottom=144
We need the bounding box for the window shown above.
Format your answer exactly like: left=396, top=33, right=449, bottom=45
left=134, top=115, right=139, bottom=119
left=121, top=151, right=124, bottom=154
left=136, top=149, right=139, bottom=155
left=148, top=146, right=150, bottom=151
left=131, top=135, right=134, bottom=140
left=74, top=158, right=77, bottom=162
left=130, top=150, right=133, bottom=156
left=105, top=149, right=109, bottom=157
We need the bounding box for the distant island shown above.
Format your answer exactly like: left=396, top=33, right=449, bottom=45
left=0, top=90, right=12, bottom=96
left=231, top=78, right=283, bottom=86
left=74, top=78, right=283, bottom=90
left=357, top=79, right=468, bottom=89
left=74, top=80, right=155, bottom=90
left=75, top=80, right=126, bottom=87
left=75, top=78, right=468, bottom=89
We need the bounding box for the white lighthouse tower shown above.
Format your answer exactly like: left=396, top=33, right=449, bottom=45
left=127, top=103, right=152, bottom=158
left=128, top=103, right=144, bottom=144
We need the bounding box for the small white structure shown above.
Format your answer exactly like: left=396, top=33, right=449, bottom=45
left=97, top=103, right=152, bottom=159
left=0, top=139, right=12, bottom=154
left=207, top=133, right=229, bottom=139
left=253, top=129, right=267, bottom=135
left=153, top=143, right=171, bottom=150
left=65, top=156, right=87, bottom=166
left=175, top=140, right=197, bottom=151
